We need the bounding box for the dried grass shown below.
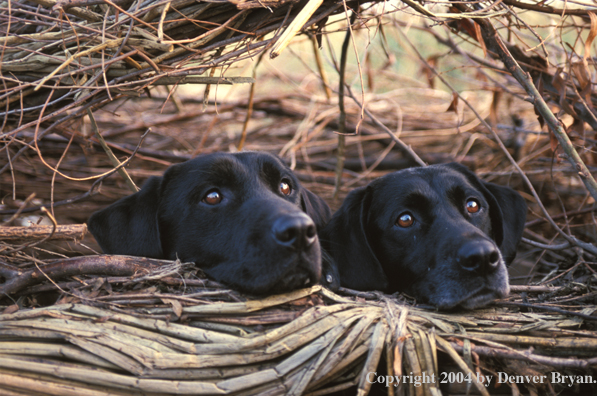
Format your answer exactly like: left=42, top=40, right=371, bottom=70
left=1, top=260, right=597, bottom=395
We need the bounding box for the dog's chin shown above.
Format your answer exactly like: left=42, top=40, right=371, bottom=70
left=267, top=269, right=317, bottom=294
left=455, top=286, right=509, bottom=310
left=435, top=284, right=510, bottom=310
left=268, top=252, right=322, bottom=294
left=209, top=252, right=321, bottom=295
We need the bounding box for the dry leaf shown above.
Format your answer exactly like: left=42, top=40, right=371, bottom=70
left=571, top=58, right=591, bottom=91
left=584, top=12, right=597, bottom=61
left=570, top=54, right=593, bottom=109
left=162, top=297, right=184, bottom=318
left=423, top=55, right=439, bottom=89
left=474, top=21, right=487, bottom=57
left=533, top=106, right=545, bottom=129
left=551, top=68, right=578, bottom=117
left=96, top=315, right=112, bottom=323
left=489, top=91, right=501, bottom=127
left=548, top=129, right=560, bottom=158
left=447, top=92, right=459, bottom=114
left=448, top=8, right=477, bottom=39
left=569, top=117, right=585, bottom=136
left=2, top=304, right=19, bottom=314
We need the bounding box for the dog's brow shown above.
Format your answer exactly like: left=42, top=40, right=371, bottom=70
left=444, top=176, right=481, bottom=205
left=261, top=161, right=281, bottom=179
left=446, top=184, right=466, bottom=203
left=260, top=160, right=286, bottom=188
left=403, top=191, right=432, bottom=212
left=193, top=159, right=245, bottom=184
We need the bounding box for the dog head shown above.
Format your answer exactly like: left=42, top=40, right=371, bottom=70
left=88, top=151, right=331, bottom=294
left=320, top=163, right=526, bottom=309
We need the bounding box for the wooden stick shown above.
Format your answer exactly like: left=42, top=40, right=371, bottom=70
left=270, top=0, right=324, bottom=58
left=450, top=343, right=595, bottom=369
left=0, top=224, right=87, bottom=241
left=0, top=255, right=163, bottom=295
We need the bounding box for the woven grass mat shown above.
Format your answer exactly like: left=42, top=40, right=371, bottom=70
left=1, top=255, right=596, bottom=395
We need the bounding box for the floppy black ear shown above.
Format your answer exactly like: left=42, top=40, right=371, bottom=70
left=300, top=188, right=332, bottom=231
left=445, top=163, right=527, bottom=264
left=319, top=186, right=388, bottom=291
left=88, top=176, right=163, bottom=258
left=482, top=181, right=527, bottom=264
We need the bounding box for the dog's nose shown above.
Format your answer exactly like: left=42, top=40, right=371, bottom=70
left=457, top=240, right=501, bottom=272
left=272, top=213, right=317, bottom=250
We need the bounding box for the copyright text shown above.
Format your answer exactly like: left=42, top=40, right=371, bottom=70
left=366, top=372, right=596, bottom=388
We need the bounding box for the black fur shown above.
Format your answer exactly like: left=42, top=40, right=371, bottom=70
left=88, top=151, right=331, bottom=294
left=320, top=163, right=527, bottom=309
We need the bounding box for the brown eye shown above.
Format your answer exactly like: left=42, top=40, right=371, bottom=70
left=203, top=190, right=222, bottom=205
left=396, top=213, right=414, bottom=228
left=280, top=180, right=291, bottom=196
left=466, top=199, right=480, bottom=213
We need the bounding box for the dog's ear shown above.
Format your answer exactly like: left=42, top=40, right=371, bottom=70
left=445, top=163, right=527, bottom=264
left=88, top=176, right=163, bottom=258
left=319, top=186, right=388, bottom=291
left=482, top=181, right=527, bottom=264
left=300, top=188, right=332, bottom=231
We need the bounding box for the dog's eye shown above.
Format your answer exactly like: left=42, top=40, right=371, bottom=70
left=466, top=199, right=480, bottom=213
left=203, top=190, right=222, bottom=205
left=280, top=180, right=292, bottom=196
left=396, top=213, right=414, bottom=228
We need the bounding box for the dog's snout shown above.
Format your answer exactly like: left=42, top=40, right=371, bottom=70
left=273, top=214, right=317, bottom=250
left=457, top=240, right=501, bottom=272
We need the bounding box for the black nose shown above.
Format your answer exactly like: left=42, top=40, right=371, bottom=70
left=272, top=213, right=317, bottom=250
left=457, top=240, right=501, bottom=272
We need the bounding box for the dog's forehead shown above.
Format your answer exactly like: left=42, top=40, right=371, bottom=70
left=176, top=152, right=292, bottom=188
left=181, top=154, right=246, bottom=183
left=371, top=166, right=477, bottom=202
left=234, top=151, right=295, bottom=183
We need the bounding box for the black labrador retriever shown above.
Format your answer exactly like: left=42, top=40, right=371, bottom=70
left=320, top=163, right=526, bottom=309
left=88, top=151, right=331, bottom=294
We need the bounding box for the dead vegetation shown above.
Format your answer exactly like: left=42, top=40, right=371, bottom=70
left=1, top=0, right=597, bottom=394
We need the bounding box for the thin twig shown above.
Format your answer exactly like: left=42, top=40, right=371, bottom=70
left=333, top=12, right=357, bottom=199
left=344, top=85, right=426, bottom=167
left=3, top=207, right=57, bottom=254
left=88, top=108, right=139, bottom=192
left=496, top=301, right=597, bottom=321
